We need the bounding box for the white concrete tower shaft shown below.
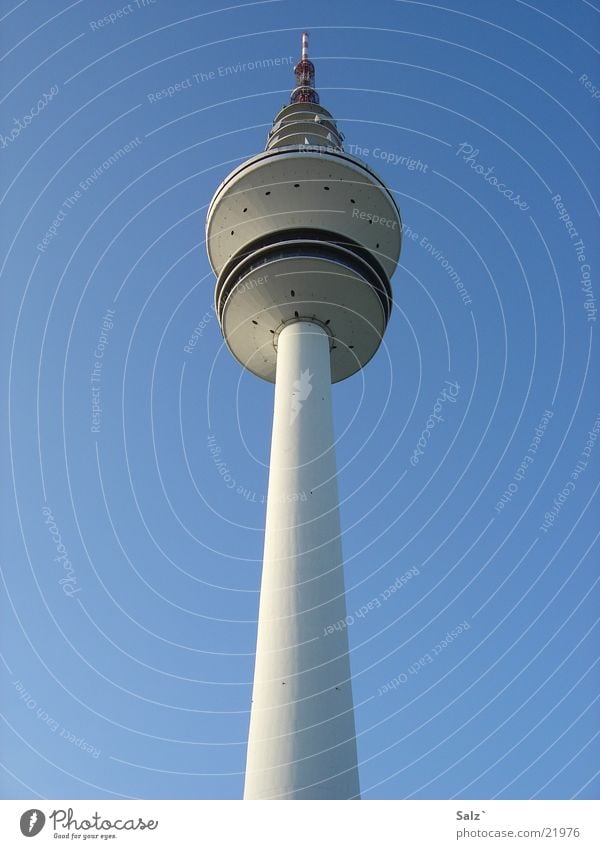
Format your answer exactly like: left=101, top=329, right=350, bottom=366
left=244, top=321, right=360, bottom=800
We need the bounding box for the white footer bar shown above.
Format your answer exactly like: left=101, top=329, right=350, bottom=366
left=1, top=800, right=598, bottom=848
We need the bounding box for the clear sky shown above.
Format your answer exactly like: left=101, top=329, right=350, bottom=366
left=0, top=0, right=598, bottom=800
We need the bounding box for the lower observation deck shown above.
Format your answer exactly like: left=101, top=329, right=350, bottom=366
left=215, top=233, right=390, bottom=383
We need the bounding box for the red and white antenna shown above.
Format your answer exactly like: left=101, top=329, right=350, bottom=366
left=291, top=31, right=319, bottom=104
left=301, top=30, right=309, bottom=59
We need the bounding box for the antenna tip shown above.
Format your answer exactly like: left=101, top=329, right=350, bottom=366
left=301, top=31, right=309, bottom=59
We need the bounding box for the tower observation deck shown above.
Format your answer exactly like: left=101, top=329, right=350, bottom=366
left=206, top=33, right=402, bottom=799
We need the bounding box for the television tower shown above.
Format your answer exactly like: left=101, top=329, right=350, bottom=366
left=206, top=33, right=402, bottom=799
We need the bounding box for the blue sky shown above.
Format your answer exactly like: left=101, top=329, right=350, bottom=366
left=0, top=0, right=598, bottom=800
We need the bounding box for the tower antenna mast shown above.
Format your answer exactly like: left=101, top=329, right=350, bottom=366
left=291, top=31, right=319, bottom=104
